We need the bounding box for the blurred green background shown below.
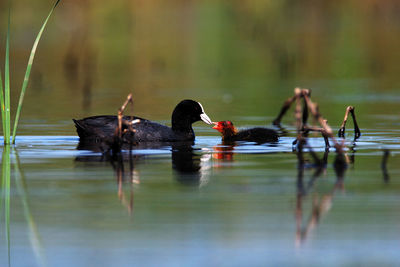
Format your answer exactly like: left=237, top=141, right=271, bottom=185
left=1, top=0, right=400, bottom=134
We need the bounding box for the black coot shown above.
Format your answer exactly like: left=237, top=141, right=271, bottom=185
left=74, top=100, right=212, bottom=143
left=213, top=120, right=279, bottom=143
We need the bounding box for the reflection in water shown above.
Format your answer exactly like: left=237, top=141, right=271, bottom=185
left=343, top=141, right=357, bottom=166
left=110, top=151, right=138, bottom=215
left=381, top=149, right=390, bottom=183
left=172, top=142, right=200, bottom=186
left=1, top=146, right=11, bottom=267
left=75, top=140, right=213, bottom=215
left=1, top=148, right=45, bottom=267
left=295, top=142, right=347, bottom=247
left=75, top=146, right=141, bottom=215
left=172, top=142, right=211, bottom=187
left=212, top=139, right=279, bottom=164
left=212, top=142, right=235, bottom=162
left=75, top=132, right=394, bottom=253
left=13, top=149, right=46, bottom=267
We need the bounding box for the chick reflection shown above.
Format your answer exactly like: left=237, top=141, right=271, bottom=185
left=212, top=142, right=235, bottom=162
left=172, top=142, right=211, bottom=187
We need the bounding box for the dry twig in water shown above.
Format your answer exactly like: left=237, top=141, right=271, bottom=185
left=116, top=93, right=140, bottom=138
left=273, top=88, right=362, bottom=156
left=338, top=106, right=361, bottom=139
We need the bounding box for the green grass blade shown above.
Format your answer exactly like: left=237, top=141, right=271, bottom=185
left=11, top=0, right=61, bottom=144
left=4, top=3, right=11, bottom=145
left=0, top=70, right=5, bottom=137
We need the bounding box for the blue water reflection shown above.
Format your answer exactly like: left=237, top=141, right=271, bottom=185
left=2, top=124, right=400, bottom=266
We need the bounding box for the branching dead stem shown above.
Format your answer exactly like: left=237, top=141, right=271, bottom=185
left=273, top=95, right=297, bottom=125
left=115, top=93, right=140, bottom=139
left=274, top=88, right=360, bottom=156
left=290, top=88, right=355, bottom=246
left=294, top=88, right=303, bottom=140
left=302, top=91, right=343, bottom=153
left=338, top=106, right=361, bottom=139
left=303, top=125, right=329, bottom=148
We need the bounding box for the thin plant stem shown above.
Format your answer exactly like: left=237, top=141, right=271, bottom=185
left=0, top=70, right=5, bottom=136
left=11, top=0, right=61, bottom=144
left=4, top=2, right=11, bottom=145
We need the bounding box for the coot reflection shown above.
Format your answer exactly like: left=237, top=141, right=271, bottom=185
left=172, top=142, right=211, bottom=187
left=75, top=140, right=211, bottom=187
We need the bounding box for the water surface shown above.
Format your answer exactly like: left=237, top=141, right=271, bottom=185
left=1, top=115, right=400, bottom=266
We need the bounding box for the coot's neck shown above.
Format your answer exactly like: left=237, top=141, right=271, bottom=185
left=171, top=115, right=194, bottom=135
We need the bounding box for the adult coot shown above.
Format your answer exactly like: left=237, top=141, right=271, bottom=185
left=213, top=120, right=279, bottom=143
left=74, top=100, right=212, bottom=143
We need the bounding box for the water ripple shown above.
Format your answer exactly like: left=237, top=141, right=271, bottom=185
left=0, top=130, right=397, bottom=161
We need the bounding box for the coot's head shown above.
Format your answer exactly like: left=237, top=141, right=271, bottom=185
left=172, top=100, right=212, bottom=131
left=212, top=121, right=237, bottom=138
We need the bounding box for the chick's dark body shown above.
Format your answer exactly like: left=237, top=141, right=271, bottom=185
left=227, top=127, right=279, bottom=143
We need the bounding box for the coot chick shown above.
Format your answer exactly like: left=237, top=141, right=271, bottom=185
left=74, top=100, right=212, bottom=143
left=213, top=121, right=279, bottom=143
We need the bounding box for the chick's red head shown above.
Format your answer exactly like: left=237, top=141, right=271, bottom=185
left=212, top=121, right=237, bottom=137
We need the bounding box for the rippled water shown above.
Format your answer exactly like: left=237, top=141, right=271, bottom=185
left=1, top=119, right=399, bottom=266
